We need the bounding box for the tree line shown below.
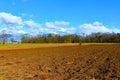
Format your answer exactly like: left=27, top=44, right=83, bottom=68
left=21, top=33, right=120, bottom=43
left=0, top=30, right=120, bottom=44
left=21, top=34, right=81, bottom=43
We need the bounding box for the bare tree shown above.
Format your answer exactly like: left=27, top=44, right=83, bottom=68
left=0, top=30, right=7, bottom=44
left=11, top=38, right=15, bottom=43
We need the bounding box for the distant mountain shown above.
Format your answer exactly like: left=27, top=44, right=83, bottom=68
left=6, top=34, right=22, bottom=42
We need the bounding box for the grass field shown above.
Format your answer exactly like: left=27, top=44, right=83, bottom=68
left=0, top=44, right=119, bottom=80
left=0, top=43, right=79, bottom=50
left=0, top=43, right=118, bottom=50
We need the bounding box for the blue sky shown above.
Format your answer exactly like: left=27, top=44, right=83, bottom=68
left=0, top=0, right=120, bottom=37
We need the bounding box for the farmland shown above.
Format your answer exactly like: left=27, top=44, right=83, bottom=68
left=0, top=44, right=119, bottom=80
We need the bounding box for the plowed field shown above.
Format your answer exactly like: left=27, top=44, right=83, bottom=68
left=0, top=44, right=119, bottom=80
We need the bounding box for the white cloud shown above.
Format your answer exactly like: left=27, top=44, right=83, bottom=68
left=0, top=12, right=25, bottom=36
left=78, top=21, right=120, bottom=34
left=45, top=21, right=69, bottom=29
left=15, top=26, right=24, bottom=30
left=58, top=28, right=66, bottom=32
left=0, top=12, right=22, bottom=25
left=54, top=21, right=70, bottom=26
left=0, top=12, right=29, bottom=35
left=44, top=28, right=58, bottom=34
left=24, top=20, right=41, bottom=28
left=45, top=22, right=56, bottom=29
left=93, top=21, right=102, bottom=26
left=45, top=21, right=75, bottom=34
left=0, top=12, right=41, bottom=36
left=0, top=27, right=25, bottom=35
left=110, top=27, right=120, bottom=33
left=66, top=27, right=76, bottom=34
left=17, top=30, right=27, bottom=34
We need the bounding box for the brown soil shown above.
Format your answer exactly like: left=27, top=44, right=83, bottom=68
left=0, top=44, right=119, bottom=80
